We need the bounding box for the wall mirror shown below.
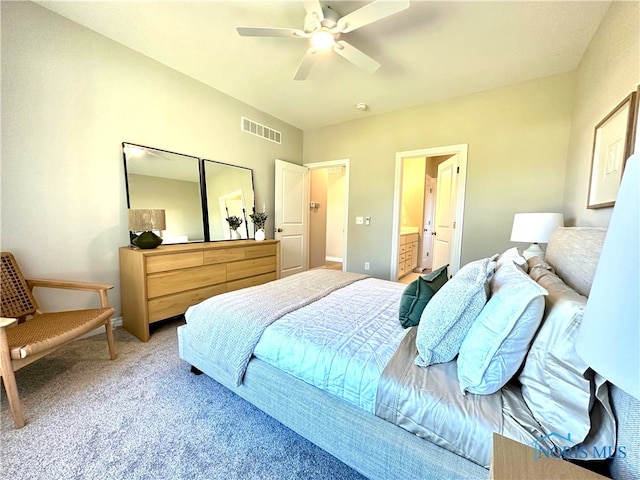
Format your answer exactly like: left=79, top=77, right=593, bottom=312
left=204, top=159, right=255, bottom=240
left=122, top=142, right=256, bottom=244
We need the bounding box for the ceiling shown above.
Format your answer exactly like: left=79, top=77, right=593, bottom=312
left=36, top=1, right=611, bottom=130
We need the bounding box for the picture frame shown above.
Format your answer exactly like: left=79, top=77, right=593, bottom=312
left=587, top=91, right=637, bottom=209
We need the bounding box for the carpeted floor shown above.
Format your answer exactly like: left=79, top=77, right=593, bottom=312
left=1, top=319, right=366, bottom=480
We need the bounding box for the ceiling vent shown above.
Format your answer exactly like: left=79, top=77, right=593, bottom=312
left=241, top=116, right=281, bottom=144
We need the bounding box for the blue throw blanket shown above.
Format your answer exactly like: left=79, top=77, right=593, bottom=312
left=184, top=269, right=367, bottom=386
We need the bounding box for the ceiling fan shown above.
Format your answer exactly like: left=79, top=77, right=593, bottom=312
left=236, top=0, right=410, bottom=80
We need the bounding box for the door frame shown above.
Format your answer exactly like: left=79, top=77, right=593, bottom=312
left=391, top=144, right=468, bottom=280
left=304, top=159, right=350, bottom=271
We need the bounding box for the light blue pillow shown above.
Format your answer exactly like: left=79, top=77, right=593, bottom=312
left=457, top=260, right=547, bottom=394
left=415, top=256, right=497, bottom=367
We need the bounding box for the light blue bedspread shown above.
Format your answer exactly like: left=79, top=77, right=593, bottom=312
left=253, top=278, right=408, bottom=412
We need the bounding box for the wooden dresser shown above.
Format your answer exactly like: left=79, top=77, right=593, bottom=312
left=119, top=240, right=280, bottom=341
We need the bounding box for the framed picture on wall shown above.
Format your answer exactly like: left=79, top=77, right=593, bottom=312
left=587, top=91, right=637, bottom=209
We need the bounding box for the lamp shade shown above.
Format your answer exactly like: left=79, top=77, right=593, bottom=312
left=128, top=209, right=166, bottom=232
left=576, top=154, right=639, bottom=400
left=510, top=213, right=565, bottom=243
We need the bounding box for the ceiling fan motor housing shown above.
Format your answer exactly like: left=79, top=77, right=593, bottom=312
left=304, top=5, right=340, bottom=33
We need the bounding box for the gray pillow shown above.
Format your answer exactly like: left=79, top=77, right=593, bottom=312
left=518, top=268, right=616, bottom=451
left=415, top=256, right=497, bottom=367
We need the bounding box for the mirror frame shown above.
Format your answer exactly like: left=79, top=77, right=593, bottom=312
left=122, top=142, right=256, bottom=244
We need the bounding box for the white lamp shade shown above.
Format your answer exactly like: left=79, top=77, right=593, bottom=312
left=510, top=213, right=565, bottom=243
left=576, top=154, right=639, bottom=399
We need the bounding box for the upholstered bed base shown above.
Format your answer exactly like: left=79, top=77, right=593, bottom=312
left=178, top=328, right=487, bottom=480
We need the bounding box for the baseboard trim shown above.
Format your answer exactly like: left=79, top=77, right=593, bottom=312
left=326, top=256, right=343, bottom=262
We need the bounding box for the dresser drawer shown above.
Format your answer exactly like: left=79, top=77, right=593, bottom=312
left=227, top=272, right=277, bottom=292
left=148, top=283, right=226, bottom=323
left=203, top=248, right=246, bottom=265
left=245, top=244, right=277, bottom=259
left=227, top=256, right=276, bottom=281
left=147, top=264, right=226, bottom=298
left=147, top=252, right=203, bottom=274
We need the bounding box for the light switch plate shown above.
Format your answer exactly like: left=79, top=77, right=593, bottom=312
left=356, top=216, right=364, bottom=225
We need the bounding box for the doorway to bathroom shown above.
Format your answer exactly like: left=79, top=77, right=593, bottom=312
left=391, top=145, right=468, bottom=280
left=306, top=159, right=350, bottom=272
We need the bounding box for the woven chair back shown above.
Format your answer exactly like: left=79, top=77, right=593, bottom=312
left=1, top=252, right=38, bottom=321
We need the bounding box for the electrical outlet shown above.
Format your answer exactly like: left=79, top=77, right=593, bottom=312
left=364, top=262, right=370, bottom=271
left=356, top=216, right=364, bottom=225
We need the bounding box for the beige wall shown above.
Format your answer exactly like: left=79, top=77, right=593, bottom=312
left=305, top=74, right=575, bottom=278
left=309, top=169, right=328, bottom=268
left=326, top=169, right=346, bottom=260
left=563, top=1, right=640, bottom=226
left=0, top=2, right=303, bottom=314
left=401, top=157, right=426, bottom=231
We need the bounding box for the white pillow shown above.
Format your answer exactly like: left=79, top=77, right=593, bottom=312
left=415, top=256, right=497, bottom=367
left=496, top=247, right=528, bottom=272
left=457, top=260, right=547, bottom=394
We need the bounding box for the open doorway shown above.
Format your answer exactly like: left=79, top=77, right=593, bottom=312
left=391, top=145, right=468, bottom=281
left=305, top=159, right=350, bottom=271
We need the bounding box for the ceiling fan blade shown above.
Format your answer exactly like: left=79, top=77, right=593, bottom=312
left=333, top=41, right=380, bottom=74
left=303, top=0, right=324, bottom=22
left=336, top=0, right=410, bottom=33
left=236, top=26, right=307, bottom=38
left=294, top=48, right=319, bottom=81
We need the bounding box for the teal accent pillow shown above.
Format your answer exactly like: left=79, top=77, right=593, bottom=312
left=398, top=264, right=449, bottom=328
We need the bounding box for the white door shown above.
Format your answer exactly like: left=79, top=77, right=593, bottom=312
left=432, top=155, right=458, bottom=271
left=421, top=176, right=436, bottom=270
left=275, top=159, right=309, bottom=277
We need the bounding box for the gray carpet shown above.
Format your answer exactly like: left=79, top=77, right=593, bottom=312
left=1, top=319, right=366, bottom=480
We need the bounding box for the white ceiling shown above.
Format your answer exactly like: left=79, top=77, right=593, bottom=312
left=36, top=1, right=611, bottom=130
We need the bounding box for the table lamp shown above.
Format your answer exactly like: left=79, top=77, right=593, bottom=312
left=128, top=209, right=166, bottom=249
left=510, top=212, right=564, bottom=259
left=576, top=154, right=639, bottom=400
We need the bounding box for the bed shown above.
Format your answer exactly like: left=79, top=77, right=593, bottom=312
left=177, top=227, right=639, bottom=480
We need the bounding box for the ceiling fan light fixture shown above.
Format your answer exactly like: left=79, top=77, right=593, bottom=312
left=311, top=30, right=335, bottom=50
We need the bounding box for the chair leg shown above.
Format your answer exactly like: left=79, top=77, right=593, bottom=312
left=0, top=329, right=25, bottom=428
left=104, top=318, right=117, bottom=360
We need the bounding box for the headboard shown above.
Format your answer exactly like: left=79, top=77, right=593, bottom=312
left=546, top=227, right=638, bottom=480
left=545, top=227, right=607, bottom=297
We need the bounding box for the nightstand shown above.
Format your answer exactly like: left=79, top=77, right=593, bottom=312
left=490, top=433, right=608, bottom=479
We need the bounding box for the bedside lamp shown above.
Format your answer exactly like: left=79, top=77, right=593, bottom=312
left=128, top=209, right=166, bottom=249
left=510, top=212, right=564, bottom=259
left=576, top=154, right=639, bottom=400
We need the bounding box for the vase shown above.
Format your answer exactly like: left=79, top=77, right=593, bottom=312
left=132, top=231, right=163, bottom=249
left=231, top=230, right=241, bottom=240
left=255, top=229, right=266, bottom=241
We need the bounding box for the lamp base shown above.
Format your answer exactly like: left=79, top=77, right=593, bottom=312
left=132, top=231, right=163, bottom=249
left=522, top=243, right=545, bottom=260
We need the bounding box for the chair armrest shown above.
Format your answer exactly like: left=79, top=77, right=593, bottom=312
left=26, top=278, right=114, bottom=292
left=0, top=317, right=18, bottom=328
left=26, top=278, right=114, bottom=308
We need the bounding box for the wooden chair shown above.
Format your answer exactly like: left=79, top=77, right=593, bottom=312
left=0, top=252, right=117, bottom=428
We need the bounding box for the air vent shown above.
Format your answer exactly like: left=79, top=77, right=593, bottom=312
left=241, top=116, right=281, bottom=144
